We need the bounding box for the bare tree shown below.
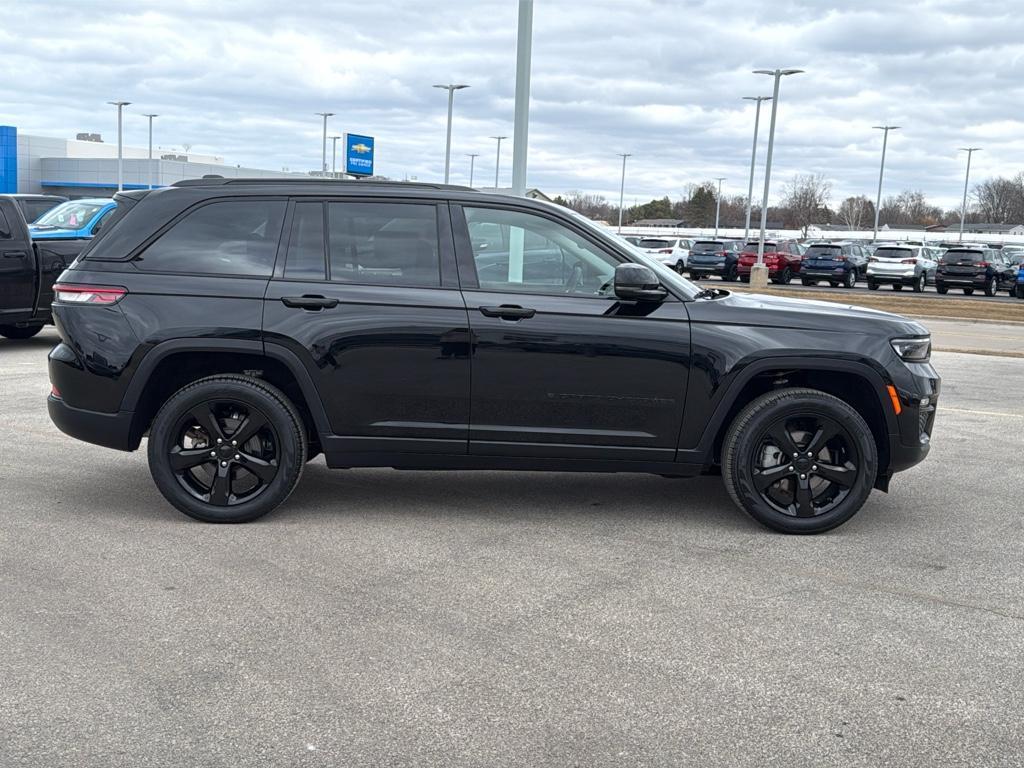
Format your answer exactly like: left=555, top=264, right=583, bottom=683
left=837, top=195, right=873, bottom=230
left=780, top=174, right=832, bottom=237
left=973, top=176, right=1024, bottom=223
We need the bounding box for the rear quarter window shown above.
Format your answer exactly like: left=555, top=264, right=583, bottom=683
left=134, top=199, right=286, bottom=276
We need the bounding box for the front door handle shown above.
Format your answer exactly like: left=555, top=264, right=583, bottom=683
left=479, top=305, right=536, bottom=320
left=281, top=295, right=339, bottom=310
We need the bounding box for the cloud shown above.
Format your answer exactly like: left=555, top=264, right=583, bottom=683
left=1, top=0, right=1021, bottom=209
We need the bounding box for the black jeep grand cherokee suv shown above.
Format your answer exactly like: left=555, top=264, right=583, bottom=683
left=48, top=179, right=938, bottom=534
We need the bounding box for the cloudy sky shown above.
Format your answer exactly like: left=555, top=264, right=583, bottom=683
left=2, top=0, right=1022, bottom=208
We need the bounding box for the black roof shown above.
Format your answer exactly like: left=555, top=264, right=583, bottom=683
left=171, top=177, right=473, bottom=192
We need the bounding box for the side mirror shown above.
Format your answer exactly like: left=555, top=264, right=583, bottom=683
left=614, top=263, right=667, bottom=302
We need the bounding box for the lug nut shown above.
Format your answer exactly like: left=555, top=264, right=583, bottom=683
left=216, top=438, right=223, bottom=444
left=806, top=452, right=813, bottom=457
left=812, top=465, right=818, bottom=471
left=209, top=451, right=216, bottom=457
left=220, top=461, right=227, bottom=467
left=792, top=452, right=798, bottom=458
left=788, top=466, right=794, bottom=471
left=800, top=474, right=806, bottom=479
left=231, top=440, right=237, bottom=446
left=234, top=454, right=240, bottom=460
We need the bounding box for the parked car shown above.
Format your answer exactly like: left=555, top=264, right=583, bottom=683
left=866, top=245, right=938, bottom=292
left=0, top=195, right=94, bottom=339
left=0, top=193, right=67, bottom=223
left=636, top=236, right=691, bottom=272
left=1017, top=261, right=1024, bottom=299
left=736, top=240, right=803, bottom=284
left=935, top=246, right=1018, bottom=296
left=800, top=241, right=867, bottom=288
left=687, top=239, right=743, bottom=281
left=46, top=178, right=937, bottom=534
left=621, top=235, right=642, bottom=246
left=29, top=198, right=117, bottom=240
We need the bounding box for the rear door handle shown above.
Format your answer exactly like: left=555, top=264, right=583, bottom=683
left=479, top=305, right=536, bottom=320
left=281, top=295, right=339, bottom=310
left=2, top=250, right=28, bottom=259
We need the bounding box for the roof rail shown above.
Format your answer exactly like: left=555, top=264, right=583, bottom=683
left=171, top=177, right=474, bottom=191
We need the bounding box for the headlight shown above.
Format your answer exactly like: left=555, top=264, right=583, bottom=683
left=890, top=337, right=931, bottom=362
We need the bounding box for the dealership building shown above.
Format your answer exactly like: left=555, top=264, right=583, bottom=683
left=0, top=125, right=305, bottom=198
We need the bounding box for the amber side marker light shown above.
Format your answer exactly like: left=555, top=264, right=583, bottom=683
left=886, top=385, right=902, bottom=415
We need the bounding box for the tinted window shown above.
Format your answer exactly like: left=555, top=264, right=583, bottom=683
left=23, top=200, right=58, bottom=222
left=328, top=202, right=439, bottom=287
left=875, top=247, right=914, bottom=259
left=940, top=249, right=986, bottom=264
left=137, top=199, right=285, bottom=276
left=691, top=241, right=725, bottom=253
left=804, top=245, right=842, bottom=258
left=35, top=201, right=107, bottom=230
left=0, top=208, right=10, bottom=238
left=638, top=238, right=672, bottom=249
left=464, top=207, right=618, bottom=296
left=284, top=202, right=326, bottom=279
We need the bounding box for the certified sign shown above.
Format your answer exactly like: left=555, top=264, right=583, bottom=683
left=345, top=133, right=374, bottom=177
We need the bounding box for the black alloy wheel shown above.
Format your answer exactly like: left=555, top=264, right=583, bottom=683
left=148, top=375, right=306, bottom=523
left=722, top=388, right=877, bottom=534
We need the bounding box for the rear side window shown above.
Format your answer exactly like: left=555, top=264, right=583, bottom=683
left=284, top=202, right=326, bottom=279
left=327, top=202, right=440, bottom=287
left=0, top=208, right=10, bottom=239
left=136, top=199, right=286, bottom=276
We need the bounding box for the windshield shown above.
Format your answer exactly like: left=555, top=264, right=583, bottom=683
left=874, top=247, right=915, bottom=259
left=34, top=201, right=107, bottom=230
left=940, top=250, right=985, bottom=264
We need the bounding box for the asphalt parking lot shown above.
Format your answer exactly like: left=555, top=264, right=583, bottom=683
left=2, top=328, right=1023, bottom=767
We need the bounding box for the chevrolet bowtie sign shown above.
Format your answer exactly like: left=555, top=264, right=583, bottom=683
left=345, top=133, right=374, bottom=177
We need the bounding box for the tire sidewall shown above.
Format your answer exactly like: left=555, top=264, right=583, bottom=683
left=723, top=390, right=878, bottom=534
left=148, top=378, right=304, bottom=523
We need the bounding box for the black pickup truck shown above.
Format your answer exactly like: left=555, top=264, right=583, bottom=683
left=0, top=195, right=89, bottom=339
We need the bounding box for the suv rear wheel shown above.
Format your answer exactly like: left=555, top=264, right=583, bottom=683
left=984, top=276, right=998, bottom=297
left=147, top=375, right=306, bottom=523
left=721, top=388, right=878, bottom=534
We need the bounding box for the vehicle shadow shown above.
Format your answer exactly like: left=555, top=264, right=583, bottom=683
left=0, top=329, right=60, bottom=350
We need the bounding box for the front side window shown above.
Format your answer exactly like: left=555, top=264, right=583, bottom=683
left=463, top=207, right=619, bottom=296
left=328, top=202, right=440, bottom=287
left=136, top=199, right=286, bottom=276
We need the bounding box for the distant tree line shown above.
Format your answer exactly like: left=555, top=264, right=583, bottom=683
left=552, top=172, right=1024, bottom=232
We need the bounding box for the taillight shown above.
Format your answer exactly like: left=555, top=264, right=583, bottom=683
left=901, top=259, right=917, bottom=264
left=868, top=257, right=878, bottom=262
left=976, top=261, right=989, bottom=267
left=658, top=249, right=673, bottom=254
left=53, top=283, right=127, bottom=305
left=834, top=255, right=846, bottom=261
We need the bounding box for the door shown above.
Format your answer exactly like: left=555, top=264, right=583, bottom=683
left=453, top=203, right=691, bottom=462
left=0, top=206, right=35, bottom=319
left=262, top=198, right=471, bottom=455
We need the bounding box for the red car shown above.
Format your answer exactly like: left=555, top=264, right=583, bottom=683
left=737, top=240, right=803, bottom=284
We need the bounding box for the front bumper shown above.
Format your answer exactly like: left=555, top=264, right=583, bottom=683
left=48, top=395, right=137, bottom=451
left=885, top=361, right=940, bottom=476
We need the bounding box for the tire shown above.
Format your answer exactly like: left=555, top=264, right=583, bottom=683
left=867, top=279, right=879, bottom=291
left=829, top=281, right=839, bottom=288
left=801, top=278, right=815, bottom=286
left=724, top=265, right=738, bottom=282
left=984, top=276, right=997, bottom=297
left=892, top=284, right=903, bottom=291
left=721, top=388, right=878, bottom=534
left=147, top=375, right=307, bottom=523
left=844, top=269, right=857, bottom=288
left=0, top=324, right=43, bottom=339
left=772, top=267, right=792, bottom=285
left=936, top=284, right=948, bottom=295
left=912, top=273, right=926, bottom=293
left=675, top=260, right=686, bottom=274
left=963, top=288, right=974, bottom=296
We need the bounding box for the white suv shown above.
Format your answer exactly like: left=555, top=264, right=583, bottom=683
left=867, top=244, right=939, bottom=292
left=637, top=237, right=692, bottom=272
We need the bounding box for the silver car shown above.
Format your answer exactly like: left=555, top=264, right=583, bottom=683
left=866, top=244, right=938, bottom=292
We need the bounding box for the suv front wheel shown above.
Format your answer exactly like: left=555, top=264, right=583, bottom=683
left=721, top=388, right=878, bottom=534
left=147, top=375, right=307, bottom=523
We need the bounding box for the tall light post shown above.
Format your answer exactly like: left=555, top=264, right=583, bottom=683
left=751, top=68, right=803, bottom=289
left=872, top=125, right=900, bottom=241
left=714, top=177, right=726, bottom=237
left=433, top=84, right=470, bottom=184
left=958, top=147, right=981, bottom=242
left=329, top=135, right=341, bottom=177
left=315, top=112, right=334, bottom=174
left=142, top=113, right=158, bottom=190
left=510, top=0, right=533, bottom=196
left=617, top=153, right=631, bottom=233
left=490, top=135, right=507, bottom=188
left=107, top=101, right=131, bottom=192
left=742, top=96, right=772, bottom=240
left=466, top=153, right=479, bottom=187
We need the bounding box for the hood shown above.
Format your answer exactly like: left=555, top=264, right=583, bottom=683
left=687, top=290, right=929, bottom=337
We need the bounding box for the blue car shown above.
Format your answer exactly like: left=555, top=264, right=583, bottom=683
left=1017, top=262, right=1024, bottom=299
left=29, top=198, right=116, bottom=240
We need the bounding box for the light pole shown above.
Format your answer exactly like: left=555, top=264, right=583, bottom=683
left=751, top=68, right=803, bottom=289
left=617, top=153, right=631, bottom=233
left=490, top=136, right=507, bottom=188
left=958, top=147, right=981, bottom=242
left=510, top=0, right=533, bottom=196
left=714, top=177, right=726, bottom=237
left=107, top=101, right=131, bottom=192
left=466, top=153, right=479, bottom=187
left=329, top=135, right=341, bottom=177
left=742, top=96, right=772, bottom=240
left=872, top=125, right=900, bottom=241
left=142, top=113, right=158, bottom=190
left=433, top=84, right=470, bottom=184
left=315, top=112, right=334, bottom=174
